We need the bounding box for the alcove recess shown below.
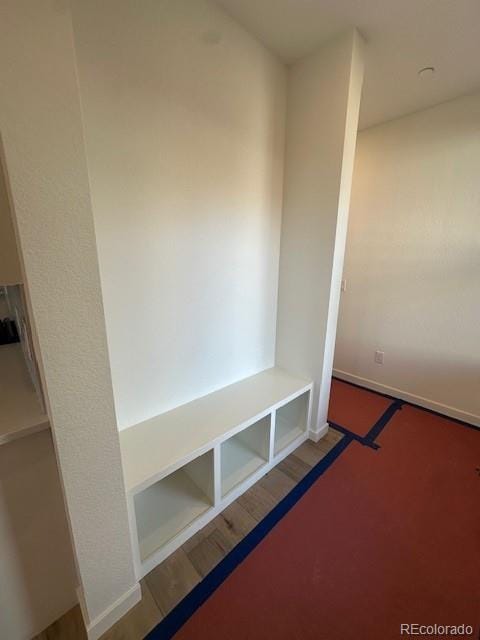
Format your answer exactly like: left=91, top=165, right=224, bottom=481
left=0, top=285, right=48, bottom=446
left=0, top=155, right=48, bottom=445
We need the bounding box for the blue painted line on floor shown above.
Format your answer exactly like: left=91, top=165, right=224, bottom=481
left=327, top=421, right=380, bottom=449
left=333, top=376, right=479, bottom=432
left=145, top=379, right=473, bottom=639
left=364, top=400, right=404, bottom=443
left=144, top=434, right=353, bottom=640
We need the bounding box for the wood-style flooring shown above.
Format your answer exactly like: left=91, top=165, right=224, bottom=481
left=34, top=429, right=343, bottom=640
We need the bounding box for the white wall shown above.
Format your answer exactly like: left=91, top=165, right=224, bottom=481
left=0, top=432, right=77, bottom=640
left=334, top=92, right=480, bottom=425
left=71, top=0, right=286, bottom=430
left=275, top=30, right=364, bottom=436
left=0, top=1, right=138, bottom=637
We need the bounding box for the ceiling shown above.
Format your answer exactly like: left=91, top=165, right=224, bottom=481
left=215, top=0, right=480, bottom=129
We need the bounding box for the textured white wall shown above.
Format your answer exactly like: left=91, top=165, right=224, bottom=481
left=71, top=0, right=286, bottom=429
left=0, top=432, right=77, bottom=640
left=335, top=92, right=480, bottom=425
left=0, top=0, right=137, bottom=633
left=275, top=30, right=364, bottom=434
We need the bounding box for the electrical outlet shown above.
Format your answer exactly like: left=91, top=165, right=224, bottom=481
left=374, top=350, right=384, bottom=365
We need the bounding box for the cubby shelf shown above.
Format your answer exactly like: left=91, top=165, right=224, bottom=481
left=221, top=416, right=270, bottom=497
left=120, top=367, right=313, bottom=577
left=274, top=392, right=309, bottom=456
left=221, top=439, right=266, bottom=497
left=134, top=450, right=214, bottom=561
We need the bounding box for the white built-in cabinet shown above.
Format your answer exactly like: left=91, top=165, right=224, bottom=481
left=120, top=367, right=312, bottom=578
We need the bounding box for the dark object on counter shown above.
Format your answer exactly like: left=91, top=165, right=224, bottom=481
left=0, top=318, right=20, bottom=345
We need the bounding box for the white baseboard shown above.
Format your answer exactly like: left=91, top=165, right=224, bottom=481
left=77, top=582, right=141, bottom=640
left=333, top=369, right=480, bottom=428
left=309, top=422, right=329, bottom=443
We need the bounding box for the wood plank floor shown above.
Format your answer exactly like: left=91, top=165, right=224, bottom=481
left=34, top=428, right=343, bottom=640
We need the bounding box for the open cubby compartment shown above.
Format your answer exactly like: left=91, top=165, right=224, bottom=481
left=221, top=415, right=271, bottom=497
left=274, top=391, right=309, bottom=456
left=133, top=449, right=214, bottom=562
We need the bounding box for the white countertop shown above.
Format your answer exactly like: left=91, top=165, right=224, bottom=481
left=120, top=366, right=311, bottom=494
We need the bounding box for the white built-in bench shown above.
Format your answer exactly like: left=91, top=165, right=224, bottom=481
left=119, top=367, right=313, bottom=577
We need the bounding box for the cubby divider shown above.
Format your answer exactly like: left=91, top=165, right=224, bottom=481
left=221, top=416, right=270, bottom=497
left=274, top=392, right=309, bottom=456
left=134, top=449, right=214, bottom=562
